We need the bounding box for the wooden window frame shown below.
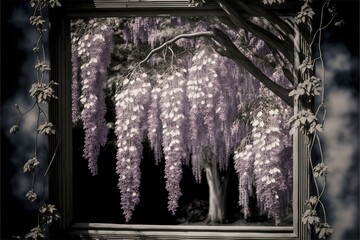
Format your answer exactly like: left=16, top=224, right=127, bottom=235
left=49, top=1, right=311, bottom=239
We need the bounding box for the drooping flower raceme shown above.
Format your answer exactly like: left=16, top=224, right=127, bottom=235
left=158, top=71, right=189, bottom=214
left=187, top=47, right=241, bottom=181
left=114, top=74, right=151, bottom=222
left=234, top=95, right=292, bottom=225
left=75, top=25, right=113, bottom=175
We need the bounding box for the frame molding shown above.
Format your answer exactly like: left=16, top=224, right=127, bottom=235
left=49, top=1, right=311, bottom=239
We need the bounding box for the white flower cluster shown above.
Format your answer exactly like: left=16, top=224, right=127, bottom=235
left=159, top=71, right=188, bottom=214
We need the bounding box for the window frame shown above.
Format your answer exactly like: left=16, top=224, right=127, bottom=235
left=48, top=1, right=311, bottom=239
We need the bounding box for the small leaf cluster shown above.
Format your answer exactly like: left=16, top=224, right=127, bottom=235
left=303, top=196, right=333, bottom=239
left=38, top=122, right=56, bottom=135
left=30, top=0, right=61, bottom=8
left=313, top=163, right=329, bottom=178
left=39, top=204, right=61, bottom=225
left=10, top=124, right=19, bottom=134
left=35, top=62, right=51, bottom=73
left=288, top=110, right=323, bottom=135
left=24, top=226, right=45, bottom=239
left=23, top=158, right=40, bottom=173
left=316, top=223, right=334, bottom=239
left=296, top=2, right=315, bottom=24
left=289, top=76, right=321, bottom=99
left=298, top=57, right=314, bottom=75
left=29, top=81, right=58, bottom=104
left=30, top=16, right=45, bottom=27
left=262, top=0, right=285, bottom=5
left=188, top=0, right=205, bottom=6
left=26, top=190, right=38, bottom=202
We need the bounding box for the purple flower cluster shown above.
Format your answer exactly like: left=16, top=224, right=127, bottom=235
left=234, top=95, right=292, bottom=225
left=158, top=71, right=189, bottom=214
left=187, top=47, right=241, bottom=179
left=114, top=74, right=151, bottom=221
left=74, top=25, right=113, bottom=175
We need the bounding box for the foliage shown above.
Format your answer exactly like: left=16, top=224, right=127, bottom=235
left=10, top=0, right=61, bottom=238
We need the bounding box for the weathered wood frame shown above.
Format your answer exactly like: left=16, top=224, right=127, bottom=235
left=49, top=0, right=311, bottom=239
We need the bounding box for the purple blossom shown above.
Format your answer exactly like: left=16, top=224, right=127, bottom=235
left=234, top=92, right=292, bottom=225
left=75, top=25, right=113, bottom=175
left=114, top=74, right=151, bottom=221
left=158, top=71, right=189, bottom=213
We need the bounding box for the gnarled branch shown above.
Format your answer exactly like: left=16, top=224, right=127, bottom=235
left=211, top=28, right=293, bottom=107
left=215, top=0, right=294, bottom=64
left=139, top=32, right=214, bottom=65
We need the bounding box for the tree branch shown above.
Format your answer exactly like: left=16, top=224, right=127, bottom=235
left=215, top=0, right=294, bottom=64
left=139, top=32, right=214, bottom=65
left=267, top=45, right=294, bottom=85
left=211, top=28, right=293, bottom=107
left=233, top=0, right=295, bottom=41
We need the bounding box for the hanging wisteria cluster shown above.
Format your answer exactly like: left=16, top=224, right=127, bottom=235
left=114, top=74, right=151, bottom=221
left=234, top=93, right=292, bottom=225
left=187, top=47, right=241, bottom=180
left=71, top=24, right=114, bottom=175
left=71, top=16, right=293, bottom=224
left=157, top=71, right=189, bottom=214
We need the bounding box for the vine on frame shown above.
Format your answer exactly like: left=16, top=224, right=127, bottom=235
left=288, top=0, right=343, bottom=238
left=10, top=0, right=61, bottom=239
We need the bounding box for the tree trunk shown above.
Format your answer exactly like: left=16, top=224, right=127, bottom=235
left=203, top=151, right=228, bottom=224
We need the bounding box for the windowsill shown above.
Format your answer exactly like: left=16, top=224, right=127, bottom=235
left=70, top=222, right=296, bottom=239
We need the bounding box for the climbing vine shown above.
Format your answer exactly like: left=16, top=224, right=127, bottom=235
left=288, top=0, right=343, bottom=238
left=10, top=0, right=61, bottom=239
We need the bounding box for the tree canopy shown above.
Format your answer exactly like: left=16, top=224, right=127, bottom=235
left=71, top=15, right=293, bottom=224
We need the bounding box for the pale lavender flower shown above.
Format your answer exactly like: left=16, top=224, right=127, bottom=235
left=76, top=25, right=113, bottom=175
left=114, top=74, right=151, bottom=221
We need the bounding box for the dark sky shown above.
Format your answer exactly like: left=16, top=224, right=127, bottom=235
left=1, top=0, right=359, bottom=239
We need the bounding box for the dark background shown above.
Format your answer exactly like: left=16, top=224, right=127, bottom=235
left=1, top=0, right=359, bottom=239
